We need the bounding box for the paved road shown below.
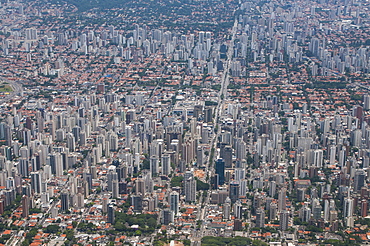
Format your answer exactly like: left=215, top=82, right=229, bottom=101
left=190, top=19, right=238, bottom=246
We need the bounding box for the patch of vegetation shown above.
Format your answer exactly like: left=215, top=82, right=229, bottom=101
left=44, top=224, right=60, bottom=234
left=305, top=81, right=347, bottom=89
left=201, top=236, right=267, bottom=246
left=196, top=179, right=210, bottom=191
left=205, top=101, right=218, bottom=106
left=0, top=84, right=12, bottom=92
left=170, top=176, right=184, bottom=188
left=113, top=212, right=157, bottom=235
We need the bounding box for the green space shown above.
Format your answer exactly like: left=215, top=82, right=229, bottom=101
left=201, top=236, right=268, bottom=246
left=110, top=212, right=158, bottom=236
left=0, top=83, right=12, bottom=92
left=170, top=176, right=184, bottom=188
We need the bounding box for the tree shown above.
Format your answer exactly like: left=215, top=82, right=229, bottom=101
left=65, top=230, right=75, bottom=241
left=201, top=236, right=253, bottom=246
left=25, top=228, right=38, bottom=240
left=196, top=179, right=210, bottom=191
left=142, top=158, right=150, bottom=169
left=114, top=222, right=127, bottom=232
left=170, top=176, right=184, bottom=187
left=252, top=240, right=268, bottom=246
left=44, top=224, right=60, bottom=234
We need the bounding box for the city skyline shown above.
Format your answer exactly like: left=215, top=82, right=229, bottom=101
left=0, top=0, right=369, bottom=246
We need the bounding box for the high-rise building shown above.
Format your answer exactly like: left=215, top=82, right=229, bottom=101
left=312, top=199, right=322, bottom=220
left=132, top=195, right=143, bottom=212
left=170, top=191, right=179, bottom=215
left=235, top=139, right=246, bottom=161
left=107, top=169, right=118, bottom=192
left=300, top=206, right=311, bottom=222
left=61, top=190, right=69, bottom=212
left=324, top=199, right=330, bottom=222
left=204, top=107, right=213, bottom=123
left=30, top=172, right=41, bottom=194
left=107, top=205, right=115, bottom=224
left=223, top=197, right=231, bottom=220
left=185, top=176, right=196, bottom=202
left=354, top=106, right=363, bottom=124
left=4, top=124, right=11, bottom=147
left=76, top=193, right=84, bottom=208
left=364, top=95, right=370, bottom=110
left=135, top=178, right=145, bottom=195
left=234, top=200, right=243, bottom=220
left=49, top=152, right=63, bottom=177
left=234, top=219, right=243, bottom=231
left=234, top=168, right=245, bottom=182
left=102, top=197, right=108, bottom=213
left=116, top=165, right=127, bottom=182
left=25, top=28, right=38, bottom=40
left=18, top=158, right=29, bottom=177
left=329, top=145, right=336, bottom=165
left=119, top=181, right=127, bottom=194
left=147, top=197, right=156, bottom=212
left=229, top=181, right=240, bottom=203
left=150, top=155, right=159, bottom=176
left=22, top=195, right=29, bottom=218
left=278, top=187, right=286, bottom=211
left=112, top=180, right=119, bottom=198
left=344, top=197, right=354, bottom=218
left=354, top=170, right=366, bottom=191
left=215, top=158, right=225, bottom=186
left=161, top=154, right=171, bottom=175
left=269, top=202, right=278, bottom=220
left=22, top=184, right=31, bottom=197
left=239, top=179, right=247, bottom=198
left=223, top=145, right=233, bottom=168
left=350, top=129, right=362, bottom=147
left=66, top=133, right=75, bottom=152
left=279, top=210, right=289, bottom=231
left=256, top=208, right=265, bottom=228
left=313, top=149, right=323, bottom=168
left=193, top=105, right=203, bottom=120
left=269, top=181, right=276, bottom=197
left=297, top=188, right=306, bottom=202
left=361, top=200, right=368, bottom=217
left=162, top=209, right=174, bottom=225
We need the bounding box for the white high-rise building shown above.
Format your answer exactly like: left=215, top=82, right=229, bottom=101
left=161, top=154, right=171, bottom=175
left=125, top=126, right=132, bottom=147
left=25, top=28, right=38, bottom=40
left=185, top=176, right=196, bottom=202
left=66, top=133, right=75, bottom=152
left=364, top=95, right=370, bottom=110
left=234, top=168, right=245, bottom=181
left=313, top=149, right=323, bottom=168
left=48, top=152, right=63, bottom=177
left=329, top=145, right=336, bottom=165
left=344, top=197, right=354, bottom=218
left=223, top=197, right=231, bottom=220
left=324, top=199, right=330, bottom=222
